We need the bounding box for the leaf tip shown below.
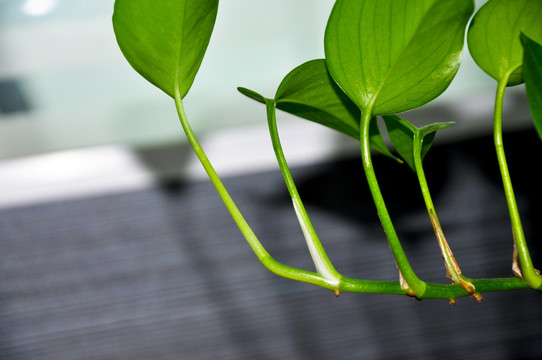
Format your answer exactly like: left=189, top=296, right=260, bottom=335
left=237, top=87, right=267, bottom=104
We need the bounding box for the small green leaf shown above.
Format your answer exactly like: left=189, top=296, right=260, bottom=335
left=382, top=116, right=418, bottom=170
left=324, top=0, right=474, bottom=115
left=369, top=118, right=403, bottom=163
left=238, top=60, right=401, bottom=162
left=112, top=0, right=219, bottom=99
left=523, top=35, right=542, bottom=140
left=274, top=59, right=361, bottom=139
left=237, top=87, right=267, bottom=104
left=383, top=115, right=453, bottom=171
left=418, top=122, right=455, bottom=159
left=467, top=0, right=542, bottom=86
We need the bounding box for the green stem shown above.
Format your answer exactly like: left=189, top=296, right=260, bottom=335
left=413, top=136, right=452, bottom=276
left=360, top=110, right=427, bottom=297
left=412, top=134, right=477, bottom=297
left=340, top=276, right=529, bottom=299
left=172, top=80, right=540, bottom=298
left=494, top=72, right=542, bottom=289
left=265, top=99, right=341, bottom=286
left=173, top=85, right=338, bottom=289
left=412, top=134, right=437, bottom=224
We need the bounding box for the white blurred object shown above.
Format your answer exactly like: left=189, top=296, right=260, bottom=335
left=21, top=0, right=59, bottom=16
left=0, top=146, right=154, bottom=208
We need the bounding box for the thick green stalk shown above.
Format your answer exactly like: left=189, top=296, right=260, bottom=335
left=360, top=110, right=427, bottom=297
left=265, top=99, right=342, bottom=288
left=340, top=276, right=529, bottom=299
left=494, top=72, right=542, bottom=289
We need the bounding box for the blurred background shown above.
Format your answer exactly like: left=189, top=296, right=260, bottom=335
left=0, top=0, right=541, bottom=359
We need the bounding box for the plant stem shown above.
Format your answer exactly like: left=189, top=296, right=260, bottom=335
left=412, top=134, right=478, bottom=298
left=340, top=276, right=529, bottom=299
left=173, top=85, right=339, bottom=290
left=494, top=72, right=542, bottom=289
left=172, top=81, right=540, bottom=298
left=360, top=110, right=427, bottom=297
left=265, top=99, right=342, bottom=287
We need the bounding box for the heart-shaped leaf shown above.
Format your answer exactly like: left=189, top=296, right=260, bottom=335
left=324, top=0, right=474, bottom=116
left=383, top=115, right=454, bottom=171
left=523, top=35, right=542, bottom=140
left=467, top=0, right=542, bottom=86
left=113, top=0, right=219, bottom=99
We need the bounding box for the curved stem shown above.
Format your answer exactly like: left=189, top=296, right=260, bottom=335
left=173, top=85, right=338, bottom=289
left=494, top=72, right=542, bottom=289
left=174, top=95, right=264, bottom=259
left=171, top=79, right=540, bottom=297
left=360, top=110, right=427, bottom=297
left=413, top=134, right=478, bottom=299
left=266, top=99, right=341, bottom=287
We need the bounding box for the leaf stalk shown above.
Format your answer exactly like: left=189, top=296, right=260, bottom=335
left=494, top=70, right=542, bottom=289
left=412, top=133, right=479, bottom=300
left=360, top=110, right=427, bottom=297
left=265, top=99, right=342, bottom=288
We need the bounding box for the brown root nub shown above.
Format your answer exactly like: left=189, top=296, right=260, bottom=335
left=334, top=290, right=341, bottom=297
left=404, top=290, right=420, bottom=300
left=459, top=278, right=477, bottom=295
left=448, top=299, right=457, bottom=306
left=472, top=293, right=483, bottom=303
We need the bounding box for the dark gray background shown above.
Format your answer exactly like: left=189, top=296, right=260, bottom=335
left=1, top=128, right=541, bottom=359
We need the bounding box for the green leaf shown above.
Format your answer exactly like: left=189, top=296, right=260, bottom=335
left=383, top=115, right=454, bottom=171
left=418, top=122, right=455, bottom=159
left=238, top=60, right=401, bottom=162
left=467, top=0, right=542, bottom=86
left=324, top=0, right=474, bottom=115
left=112, top=0, right=219, bottom=99
left=382, top=116, right=418, bottom=170
left=274, top=59, right=361, bottom=139
left=369, top=118, right=402, bottom=163
left=523, top=35, right=542, bottom=140
left=237, top=87, right=267, bottom=104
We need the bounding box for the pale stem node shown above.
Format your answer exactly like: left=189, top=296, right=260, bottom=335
left=397, top=265, right=416, bottom=298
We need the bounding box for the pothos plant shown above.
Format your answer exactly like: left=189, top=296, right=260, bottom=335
left=112, top=0, right=542, bottom=303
